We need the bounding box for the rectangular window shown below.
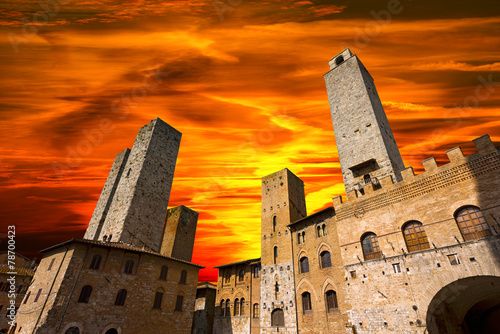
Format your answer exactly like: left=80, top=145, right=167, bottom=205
left=393, top=263, right=401, bottom=273
left=448, top=254, right=460, bottom=266
left=254, top=266, right=260, bottom=278
left=34, top=289, right=42, bottom=303
left=350, top=271, right=357, bottom=278
left=174, top=295, right=184, bottom=312
left=47, top=258, right=55, bottom=271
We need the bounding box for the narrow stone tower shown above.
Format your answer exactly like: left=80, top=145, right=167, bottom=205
left=84, top=118, right=182, bottom=252
left=324, top=48, right=405, bottom=194
left=260, top=168, right=306, bottom=333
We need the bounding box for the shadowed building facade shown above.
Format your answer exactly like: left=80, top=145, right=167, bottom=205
left=214, top=49, right=500, bottom=334
left=14, top=118, right=202, bottom=334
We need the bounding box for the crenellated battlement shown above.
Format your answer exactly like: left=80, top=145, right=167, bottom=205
left=332, top=134, right=500, bottom=220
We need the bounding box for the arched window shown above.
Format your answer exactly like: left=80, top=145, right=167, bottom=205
left=238, top=269, right=245, bottom=281
left=89, top=254, right=102, bottom=270
left=240, top=298, right=245, bottom=315
left=322, top=224, right=327, bottom=236
left=114, top=289, right=127, bottom=306
left=234, top=298, right=240, bottom=316
left=302, top=292, right=312, bottom=313
left=403, top=221, right=430, bottom=252
left=105, top=329, right=118, bottom=334
left=455, top=206, right=491, bottom=241
left=253, top=303, right=259, bottom=318
left=224, top=270, right=231, bottom=284
left=174, top=294, right=183, bottom=312
left=298, top=231, right=306, bottom=244
left=325, top=290, right=338, bottom=311
left=273, top=216, right=277, bottom=232
left=77, top=285, right=92, bottom=303
left=271, top=308, right=284, bottom=326
left=320, top=251, right=332, bottom=268
left=361, top=232, right=381, bottom=260
left=153, top=288, right=164, bottom=309
left=274, top=246, right=278, bottom=264
left=65, top=327, right=80, bottom=334
left=180, top=270, right=187, bottom=284
left=299, top=257, right=309, bottom=273
left=220, top=300, right=225, bottom=316
left=317, top=226, right=322, bottom=237
left=159, top=265, right=168, bottom=280
left=225, top=299, right=230, bottom=316
left=124, top=259, right=134, bottom=274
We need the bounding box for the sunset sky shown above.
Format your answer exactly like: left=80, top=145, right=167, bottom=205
left=1, top=0, right=500, bottom=281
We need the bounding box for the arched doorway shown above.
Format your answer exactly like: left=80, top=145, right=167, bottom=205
left=105, top=329, right=118, bottom=334
left=65, top=327, right=80, bottom=334
left=426, top=276, right=500, bottom=333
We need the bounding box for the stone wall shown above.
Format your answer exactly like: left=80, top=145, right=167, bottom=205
left=161, top=205, right=199, bottom=262
left=15, top=240, right=200, bottom=334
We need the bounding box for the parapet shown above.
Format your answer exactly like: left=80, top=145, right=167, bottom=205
left=332, top=134, right=500, bottom=219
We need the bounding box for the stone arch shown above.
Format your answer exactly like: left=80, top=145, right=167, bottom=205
left=426, top=275, right=500, bottom=334
left=321, top=277, right=339, bottom=295
left=297, top=249, right=308, bottom=260
left=297, top=278, right=318, bottom=301
left=101, top=325, right=122, bottom=334
left=62, top=322, right=84, bottom=334
left=316, top=241, right=332, bottom=256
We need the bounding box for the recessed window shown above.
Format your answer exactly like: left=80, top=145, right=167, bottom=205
left=180, top=270, right=187, bottom=284
left=153, top=288, right=164, bottom=309
left=174, top=295, right=184, bottom=312
left=273, top=216, right=277, bottom=232
left=47, top=258, right=55, bottom=271
left=299, top=257, right=309, bottom=273
left=124, top=259, right=135, bottom=274
left=298, top=231, right=305, bottom=244
left=159, top=265, right=168, bottom=281
left=253, top=266, right=260, bottom=278
left=253, top=303, right=259, bottom=318
left=335, top=55, right=344, bottom=65
left=448, top=254, right=460, bottom=266
left=77, top=285, right=92, bottom=303
left=350, top=271, right=357, bottom=278
left=455, top=206, right=491, bottom=241
left=302, top=292, right=312, bottom=313
left=393, top=263, right=401, bottom=273
left=234, top=298, right=240, bottom=316
left=114, top=289, right=127, bottom=306
left=361, top=232, right=382, bottom=260
left=238, top=269, right=245, bottom=282
left=34, top=289, right=42, bottom=303
left=325, top=290, right=338, bottom=311
left=320, top=251, right=332, bottom=269
left=89, top=254, right=102, bottom=270
left=274, top=246, right=278, bottom=264
left=403, top=221, right=430, bottom=252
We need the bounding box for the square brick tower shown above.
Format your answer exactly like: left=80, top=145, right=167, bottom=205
left=260, top=169, right=306, bottom=333
left=84, top=118, right=181, bottom=252
left=324, top=49, right=405, bottom=194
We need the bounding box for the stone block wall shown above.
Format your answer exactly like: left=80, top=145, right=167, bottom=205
left=160, top=205, right=199, bottom=262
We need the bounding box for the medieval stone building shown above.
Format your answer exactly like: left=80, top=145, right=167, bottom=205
left=214, top=49, right=500, bottom=334
left=14, top=118, right=202, bottom=334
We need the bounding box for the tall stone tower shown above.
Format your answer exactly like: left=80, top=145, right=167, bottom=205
left=160, top=205, right=199, bottom=262
left=260, top=168, right=306, bottom=333
left=84, top=118, right=181, bottom=252
left=324, top=48, right=405, bottom=194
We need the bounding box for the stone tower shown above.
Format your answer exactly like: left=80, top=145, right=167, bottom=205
left=324, top=48, right=405, bottom=194
left=84, top=118, right=182, bottom=252
left=260, top=168, right=306, bottom=333
left=160, top=205, right=199, bottom=262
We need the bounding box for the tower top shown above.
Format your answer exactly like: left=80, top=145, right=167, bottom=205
left=324, top=50, right=405, bottom=195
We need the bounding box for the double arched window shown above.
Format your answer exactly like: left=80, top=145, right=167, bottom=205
left=234, top=298, right=240, bottom=316
left=455, top=206, right=491, bottom=241
left=402, top=221, right=430, bottom=252
left=317, top=224, right=326, bottom=237
left=320, top=251, right=332, bottom=268
left=361, top=232, right=381, bottom=260
left=298, top=231, right=305, bottom=244
left=299, top=257, right=309, bottom=273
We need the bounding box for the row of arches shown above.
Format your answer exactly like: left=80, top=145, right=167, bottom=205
left=219, top=298, right=246, bottom=316
left=361, top=206, right=492, bottom=260
left=299, top=251, right=332, bottom=274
